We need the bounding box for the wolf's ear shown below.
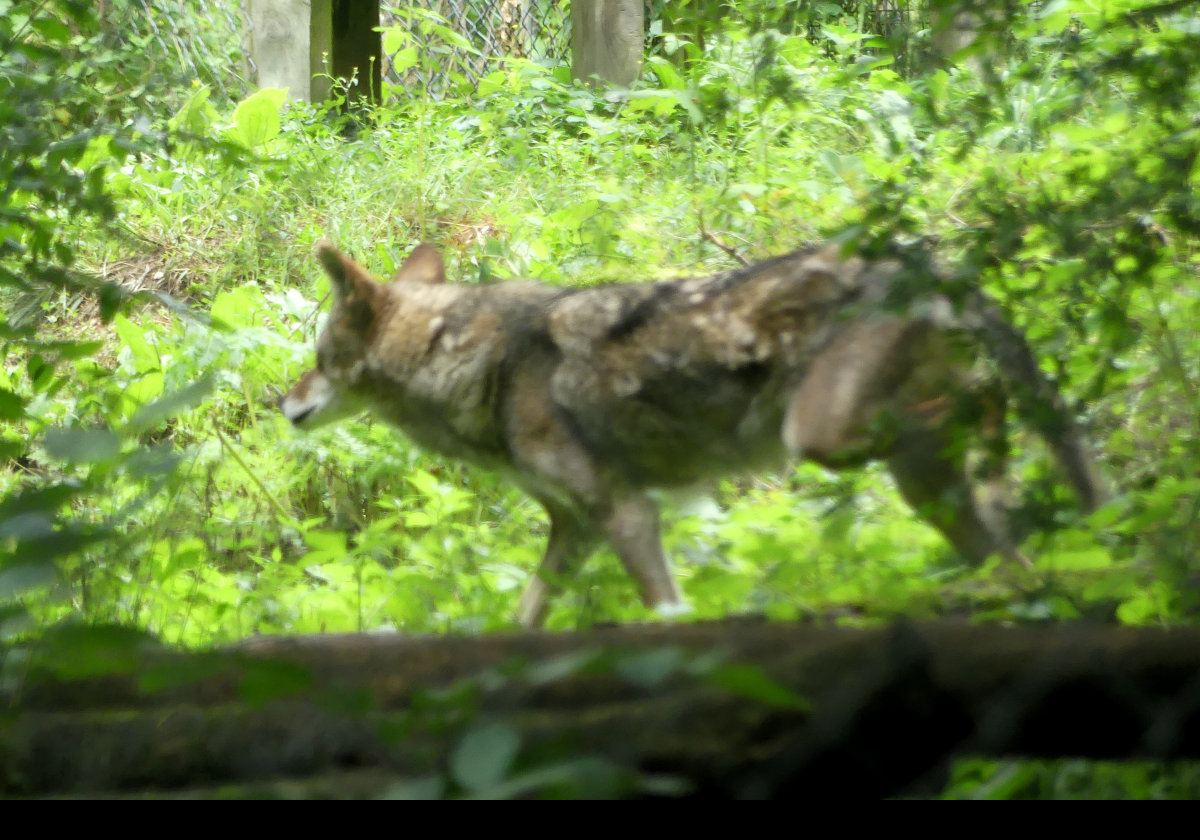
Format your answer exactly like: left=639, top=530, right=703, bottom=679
left=390, top=242, right=445, bottom=285
left=314, top=239, right=380, bottom=304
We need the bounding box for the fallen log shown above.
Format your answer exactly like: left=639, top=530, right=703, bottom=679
left=4, top=620, right=1199, bottom=797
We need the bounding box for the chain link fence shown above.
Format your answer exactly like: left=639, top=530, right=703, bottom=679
left=104, top=0, right=957, bottom=107
left=380, top=1, right=571, bottom=97
left=100, top=0, right=252, bottom=103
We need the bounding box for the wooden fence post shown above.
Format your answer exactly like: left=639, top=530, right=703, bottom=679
left=571, top=0, right=643, bottom=87
left=244, top=0, right=313, bottom=98
left=245, top=0, right=380, bottom=104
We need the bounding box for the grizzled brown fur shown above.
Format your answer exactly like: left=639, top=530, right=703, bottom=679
left=281, top=240, right=1107, bottom=627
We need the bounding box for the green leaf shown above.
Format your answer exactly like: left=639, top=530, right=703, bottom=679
left=383, top=776, right=446, bottom=800
left=0, top=602, right=31, bottom=639
left=381, top=25, right=411, bottom=57
left=30, top=14, right=71, bottom=43
left=128, top=373, right=214, bottom=433
left=615, top=647, right=684, bottom=689
left=43, top=426, right=121, bottom=464
left=389, top=46, right=419, bottom=76
left=304, top=529, right=348, bottom=554
left=524, top=649, right=604, bottom=686
left=97, top=281, right=130, bottom=325
left=112, top=313, right=159, bottom=372
left=428, top=23, right=475, bottom=52
left=0, top=560, right=57, bottom=600
left=33, top=339, right=104, bottom=361
left=706, top=664, right=811, bottom=711
left=647, top=56, right=685, bottom=90
left=1041, top=548, right=1113, bottom=572
left=123, top=444, right=182, bottom=478
left=210, top=285, right=263, bottom=329
left=0, top=387, right=27, bottom=420
left=227, top=88, right=289, bottom=149
left=169, top=84, right=218, bottom=137
left=451, top=723, right=520, bottom=792
left=406, top=468, right=449, bottom=499
left=0, top=484, right=79, bottom=527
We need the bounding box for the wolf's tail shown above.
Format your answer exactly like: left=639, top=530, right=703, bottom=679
left=967, top=293, right=1110, bottom=512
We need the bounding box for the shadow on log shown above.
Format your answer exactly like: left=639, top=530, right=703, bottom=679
left=4, top=620, right=1200, bottom=798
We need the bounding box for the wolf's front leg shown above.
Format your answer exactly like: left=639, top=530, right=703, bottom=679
left=599, top=493, right=689, bottom=618
left=515, top=502, right=594, bottom=629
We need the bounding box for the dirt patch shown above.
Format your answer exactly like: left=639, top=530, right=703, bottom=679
left=436, top=213, right=502, bottom=250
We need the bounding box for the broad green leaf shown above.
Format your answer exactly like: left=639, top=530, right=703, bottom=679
left=706, top=664, right=811, bottom=711
left=210, top=286, right=263, bottom=329
left=383, top=776, right=446, bottom=800
left=647, top=56, right=684, bottom=90
left=227, top=87, right=288, bottom=149
left=615, top=647, right=685, bottom=689
left=428, top=23, right=475, bottom=52
left=451, top=723, right=520, bottom=792
left=43, top=426, right=121, bottom=464
left=0, top=560, right=56, bottom=599
left=113, top=313, right=159, bottom=372
left=129, top=374, right=214, bottom=433
left=0, top=387, right=26, bottom=420
left=389, top=46, right=419, bottom=76
left=169, top=84, right=218, bottom=137
left=380, top=25, right=411, bottom=57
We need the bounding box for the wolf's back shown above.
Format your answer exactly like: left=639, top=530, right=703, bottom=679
left=545, top=246, right=897, bottom=485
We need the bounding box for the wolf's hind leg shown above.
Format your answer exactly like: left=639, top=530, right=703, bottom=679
left=887, top=426, right=1024, bottom=567
left=598, top=492, right=688, bottom=617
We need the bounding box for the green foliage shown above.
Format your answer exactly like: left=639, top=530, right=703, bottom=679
left=379, top=4, right=483, bottom=100
left=8, top=0, right=1199, bottom=635
left=1, top=0, right=125, bottom=311
left=226, top=87, right=290, bottom=149
left=3, top=0, right=1200, bottom=798
left=0, top=0, right=253, bottom=645
left=451, top=722, right=521, bottom=792
left=945, top=758, right=1200, bottom=800
left=0, top=0, right=163, bottom=638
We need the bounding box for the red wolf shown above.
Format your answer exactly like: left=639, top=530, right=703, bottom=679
left=281, top=240, right=1107, bottom=627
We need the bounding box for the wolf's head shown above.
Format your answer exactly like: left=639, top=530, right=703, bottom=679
left=280, top=240, right=445, bottom=430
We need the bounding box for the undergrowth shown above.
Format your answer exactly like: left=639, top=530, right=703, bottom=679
left=3, top=4, right=1197, bottom=646
left=5, top=0, right=1200, bottom=800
